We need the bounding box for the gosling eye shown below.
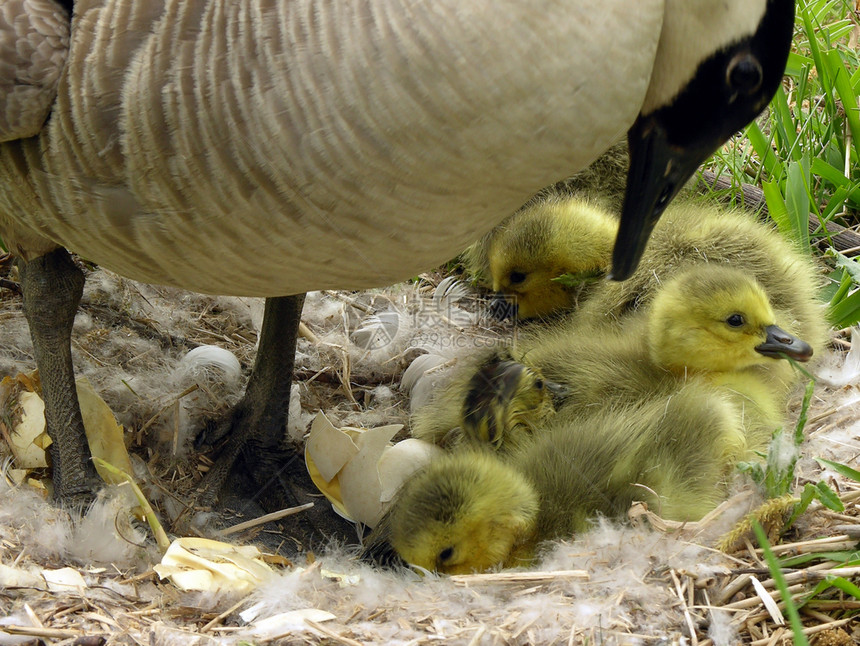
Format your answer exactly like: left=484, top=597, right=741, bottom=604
left=438, top=547, right=454, bottom=564
left=726, top=313, right=745, bottom=328
left=726, top=53, right=763, bottom=94
left=509, top=270, right=527, bottom=285
left=534, top=379, right=544, bottom=390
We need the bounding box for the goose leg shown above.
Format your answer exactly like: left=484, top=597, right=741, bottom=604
left=19, top=248, right=100, bottom=503
left=187, top=294, right=353, bottom=544
left=192, top=295, right=303, bottom=507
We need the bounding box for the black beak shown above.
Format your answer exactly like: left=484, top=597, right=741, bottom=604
left=544, top=379, right=569, bottom=403
left=755, top=325, right=814, bottom=362
left=609, top=115, right=712, bottom=281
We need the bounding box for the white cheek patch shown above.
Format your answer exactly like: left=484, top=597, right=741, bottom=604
left=641, top=0, right=768, bottom=115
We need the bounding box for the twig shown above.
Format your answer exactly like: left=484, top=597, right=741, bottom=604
left=200, top=597, right=248, bottom=632
left=0, top=626, right=83, bottom=638
left=323, top=290, right=374, bottom=314
left=716, top=573, right=753, bottom=605
left=722, top=582, right=807, bottom=610
left=137, top=384, right=199, bottom=437
left=449, top=570, right=589, bottom=586
left=670, top=570, right=698, bottom=645
left=755, top=534, right=855, bottom=556
left=215, top=503, right=314, bottom=536
left=304, top=619, right=364, bottom=646
left=298, top=321, right=320, bottom=344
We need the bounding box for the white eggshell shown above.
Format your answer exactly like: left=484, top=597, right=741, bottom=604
left=338, top=424, right=402, bottom=527
left=305, top=412, right=359, bottom=482
left=377, top=439, right=444, bottom=503
left=9, top=391, right=48, bottom=469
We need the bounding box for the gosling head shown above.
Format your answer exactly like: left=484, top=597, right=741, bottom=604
left=388, top=451, right=538, bottom=574
left=461, top=359, right=562, bottom=450
left=648, top=265, right=813, bottom=374
left=487, top=198, right=617, bottom=319
left=612, top=0, right=795, bottom=280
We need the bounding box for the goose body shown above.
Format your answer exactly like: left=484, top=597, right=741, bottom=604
left=0, top=0, right=69, bottom=142
left=0, top=0, right=798, bottom=505
left=3, top=0, right=662, bottom=292
left=1, top=0, right=794, bottom=293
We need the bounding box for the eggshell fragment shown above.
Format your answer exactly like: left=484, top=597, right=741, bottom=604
left=8, top=391, right=48, bottom=469
left=338, top=423, right=402, bottom=528
left=153, top=537, right=274, bottom=594
left=248, top=608, right=337, bottom=639
left=305, top=412, right=441, bottom=528
left=41, top=567, right=87, bottom=592
left=305, top=413, right=359, bottom=482
left=377, top=438, right=444, bottom=503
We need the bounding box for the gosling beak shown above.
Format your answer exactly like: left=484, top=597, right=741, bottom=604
left=544, top=379, right=569, bottom=404
left=609, top=115, right=714, bottom=281
left=755, top=325, right=814, bottom=362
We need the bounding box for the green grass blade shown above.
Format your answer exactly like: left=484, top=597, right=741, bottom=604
left=784, top=161, right=812, bottom=248
left=774, top=87, right=801, bottom=161
left=781, top=550, right=860, bottom=567
left=824, top=575, right=860, bottom=600
left=815, top=480, right=845, bottom=511
left=763, top=179, right=790, bottom=234
left=753, top=521, right=809, bottom=646
left=801, top=2, right=831, bottom=97
left=824, top=50, right=860, bottom=161
left=827, top=286, right=860, bottom=328
left=794, top=380, right=815, bottom=445
left=786, top=51, right=813, bottom=77
left=815, top=457, right=860, bottom=482
left=820, top=186, right=852, bottom=222
left=811, top=157, right=850, bottom=189
left=746, top=122, right=783, bottom=177
left=830, top=252, right=860, bottom=283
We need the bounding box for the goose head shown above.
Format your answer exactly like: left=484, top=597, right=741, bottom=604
left=487, top=199, right=618, bottom=319
left=612, top=0, right=795, bottom=279
left=648, top=265, right=813, bottom=375
left=460, top=359, right=563, bottom=449
left=388, top=451, right=538, bottom=574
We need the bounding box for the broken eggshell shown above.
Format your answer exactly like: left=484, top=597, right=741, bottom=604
left=154, top=537, right=274, bottom=594
left=304, top=412, right=442, bottom=528
left=2, top=372, right=135, bottom=488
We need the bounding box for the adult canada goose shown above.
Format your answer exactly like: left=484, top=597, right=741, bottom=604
left=0, top=0, right=795, bottom=509
left=381, top=266, right=814, bottom=572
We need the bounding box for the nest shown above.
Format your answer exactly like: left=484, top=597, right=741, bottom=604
left=0, top=259, right=859, bottom=645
